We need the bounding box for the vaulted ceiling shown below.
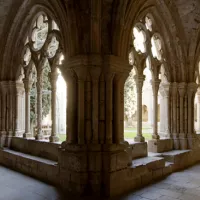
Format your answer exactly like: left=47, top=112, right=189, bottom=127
left=0, top=0, right=200, bottom=82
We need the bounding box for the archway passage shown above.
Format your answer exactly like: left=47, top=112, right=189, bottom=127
left=124, top=16, right=171, bottom=150
left=18, top=13, right=67, bottom=143
left=0, top=1, right=200, bottom=199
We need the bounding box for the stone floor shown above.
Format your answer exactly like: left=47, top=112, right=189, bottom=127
left=116, top=163, right=200, bottom=200
left=2, top=163, right=200, bottom=200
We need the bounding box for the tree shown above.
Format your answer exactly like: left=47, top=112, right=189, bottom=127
left=30, top=63, right=51, bottom=133
left=124, top=69, right=137, bottom=124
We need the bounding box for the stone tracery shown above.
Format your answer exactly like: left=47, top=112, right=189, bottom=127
left=20, top=13, right=65, bottom=142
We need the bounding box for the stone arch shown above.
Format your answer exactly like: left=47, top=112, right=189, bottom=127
left=111, top=0, right=186, bottom=82
left=1, top=0, right=73, bottom=81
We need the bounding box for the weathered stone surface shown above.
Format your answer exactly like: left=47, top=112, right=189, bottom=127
left=148, top=139, right=173, bottom=153
left=129, top=142, right=148, bottom=159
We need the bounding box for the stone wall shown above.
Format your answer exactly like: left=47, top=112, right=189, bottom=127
left=10, top=137, right=60, bottom=161
left=0, top=149, right=59, bottom=185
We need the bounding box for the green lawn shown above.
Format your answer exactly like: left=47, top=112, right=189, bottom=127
left=58, top=134, right=66, bottom=142
left=124, top=131, right=152, bottom=140
left=58, top=128, right=153, bottom=142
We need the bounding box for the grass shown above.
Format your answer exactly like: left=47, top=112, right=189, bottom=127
left=124, top=127, right=152, bottom=140
left=58, top=134, right=66, bottom=142
left=58, top=128, right=153, bottom=142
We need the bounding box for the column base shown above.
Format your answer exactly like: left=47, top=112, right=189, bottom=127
left=8, top=131, right=13, bottom=137
left=148, top=139, right=173, bottom=153
left=179, top=133, right=188, bottom=150
left=35, top=134, right=44, bottom=140
left=134, top=135, right=145, bottom=142
left=59, top=143, right=130, bottom=197
left=152, top=134, right=160, bottom=140
left=0, top=131, right=7, bottom=148
left=49, top=135, right=59, bottom=143
left=15, top=130, right=23, bottom=137
left=172, top=133, right=180, bottom=150
left=23, top=133, right=32, bottom=139
left=159, top=131, right=171, bottom=139
left=187, top=134, right=199, bottom=149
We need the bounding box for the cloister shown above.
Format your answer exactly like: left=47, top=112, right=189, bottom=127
left=0, top=0, right=200, bottom=198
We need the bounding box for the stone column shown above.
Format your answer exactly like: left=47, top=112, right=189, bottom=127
left=151, top=79, right=161, bottom=140
left=23, top=79, right=33, bottom=139
left=178, top=82, right=187, bottom=149
left=164, top=83, right=171, bottom=138
left=35, top=74, right=43, bottom=140
left=187, top=83, right=198, bottom=149
left=134, top=75, right=145, bottom=142
left=0, top=82, right=8, bottom=136
left=64, top=70, right=77, bottom=144
left=49, top=70, right=59, bottom=142
left=0, top=82, right=8, bottom=147
left=90, top=68, right=101, bottom=144
left=159, top=83, right=171, bottom=138
left=159, top=93, right=165, bottom=134
left=171, top=82, right=179, bottom=149
left=105, top=72, right=115, bottom=144
left=196, top=88, right=200, bottom=133
left=8, top=82, right=15, bottom=137
left=74, top=67, right=87, bottom=145
left=14, top=82, right=24, bottom=136
left=59, top=55, right=131, bottom=197
left=113, top=72, right=129, bottom=143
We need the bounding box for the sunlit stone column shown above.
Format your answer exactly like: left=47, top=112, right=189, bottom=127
left=159, top=83, right=171, bottom=138
left=23, top=78, right=33, bottom=139
left=163, top=83, right=171, bottom=138
left=49, top=69, right=59, bottom=142
left=178, top=82, right=187, bottom=149
left=14, top=81, right=24, bottom=137
left=151, top=79, right=161, bottom=140
left=196, top=88, right=200, bottom=133
left=134, top=75, right=145, bottom=142
left=35, top=74, right=43, bottom=140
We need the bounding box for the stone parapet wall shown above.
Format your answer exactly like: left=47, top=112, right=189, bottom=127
left=10, top=137, right=60, bottom=161
left=0, top=149, right=59, bottom=185
left=107, top=150, right=200, bottom=197
left=1, top=143, right=200, bottom=197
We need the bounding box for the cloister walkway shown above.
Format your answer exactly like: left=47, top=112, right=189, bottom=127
left=116, top=163, right=200, bottom=200
left=1, top=163, right=200, bottom=200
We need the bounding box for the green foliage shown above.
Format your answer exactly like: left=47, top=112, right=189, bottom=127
left=30, top=63, right=51, bottom=125
left=124, top=69, right=137, bottom=121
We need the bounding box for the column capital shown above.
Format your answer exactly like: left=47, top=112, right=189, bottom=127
left=134, top=75, right=145, bottom=93
left=134, top=74, right=145, bottom=82
left=171, top=82, right=178, bottom=96
left=103, top=55, right=131, bottom=74
left=187, top=82, right=198, bottom=97
left=0, top=81, right=9, bottom=92
left=23, top=78, right=33, bottom=93
left=178, top=82, right=187, bottom=98
left=90, top=67, right=101, bottom=81
left=15, top=81, right=24, bottom=95
left=159, top=82, right=171, bottom=98
left=151, top=79, right=161, bottom=95
left=74, top=66, right=88, bottom=81
left=132, top=50, right=147, bottom=75
left=196, top=87, right=200, bottom=95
